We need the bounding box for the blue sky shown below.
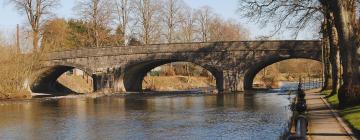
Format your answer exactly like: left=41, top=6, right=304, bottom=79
left=0, top=0, right=317, bottom=40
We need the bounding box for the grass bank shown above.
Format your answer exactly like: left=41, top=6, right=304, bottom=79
left=57, top=74, right=93, bottom=93
left=323, top=90, right=360, bottom=132
left=143, top=76, right=215, bottom=91
left=56, top=75, right=215, bottom=93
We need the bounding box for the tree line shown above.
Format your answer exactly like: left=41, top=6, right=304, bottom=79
left=239, top=0, right=360, bottom=107
left=7, top=0, right=360, bottom=106
left=8, top=0, right=249, bottom=52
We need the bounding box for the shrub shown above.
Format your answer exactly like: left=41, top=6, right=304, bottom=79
left=0, top=47, right=38, bottom=99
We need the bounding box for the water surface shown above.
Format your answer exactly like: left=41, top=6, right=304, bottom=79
left=0, top=92, right=293, bottom=140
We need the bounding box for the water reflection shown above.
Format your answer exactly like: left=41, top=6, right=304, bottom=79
left=0, top=92, right=292, bottom=140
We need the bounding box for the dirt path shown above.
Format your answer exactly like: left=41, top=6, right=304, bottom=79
left=306, top=91, right=357, bottom=140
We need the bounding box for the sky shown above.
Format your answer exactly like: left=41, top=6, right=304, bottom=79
left=0, top=0, right=317, bottom=40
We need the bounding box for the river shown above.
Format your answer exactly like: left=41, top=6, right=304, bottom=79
left=0, top=90, right=295, bottom=140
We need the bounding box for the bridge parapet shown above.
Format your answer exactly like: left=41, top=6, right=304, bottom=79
left=44, top=40, right=321, bottom=60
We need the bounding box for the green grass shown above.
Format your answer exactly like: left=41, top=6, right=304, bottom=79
left=323, top=90, right=360, bottom=131
left=321, top=90, right=331, bottom=96
left=342, top=106, right=360, bottom=130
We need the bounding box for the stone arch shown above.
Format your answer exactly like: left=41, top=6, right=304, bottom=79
left=31, top=62, right=93, bottom=95
left=122, top=59, right=223, bottom=92
left=243, top=53, right=322, bottom=90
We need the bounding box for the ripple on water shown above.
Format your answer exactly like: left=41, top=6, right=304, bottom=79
left=0, top=92, right=293, bottom=140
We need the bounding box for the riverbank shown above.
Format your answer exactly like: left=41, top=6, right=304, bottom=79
left=306, top=90, right=357, bottom=140
left=143, top=76, right=215, bottom=91
left=323, top=90, right=360, bottom=136
left=0, top=48, right=37, bottom=100
left=1, top=76, right=216, bottom=100
left=57, top=74, right=93, bottom=93
left=0, top=92, right=31, bottom=100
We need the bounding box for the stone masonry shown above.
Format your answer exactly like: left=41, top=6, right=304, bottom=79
left=31, top=40, right=322, bottom=94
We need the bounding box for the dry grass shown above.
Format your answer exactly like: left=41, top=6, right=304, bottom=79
left=57, top=74, right=93, bottom=93
left=143, top=76, right=215, bottom=91
left=0, top=47, right=38, bottom=99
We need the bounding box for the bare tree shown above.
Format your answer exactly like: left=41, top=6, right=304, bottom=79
left=209, top=18, right=249, bottom=41
left=75, top=0, right=114, bottom=47
left=114, top=0, right=130, bottom=45
left=161, top=0, right=185, bottom=43
left=179, top=7, right=196, bottom=42
left=238, top=0, right=326, bottom=85
left=238, top=0, right=323, bottom=38
left=8, top=0, right=59, bottom=52
left=132, top=0, right=161, bottom=44
left=239, top=0, right=360, bottom=106
left=194, top=6, right=216, bottom=42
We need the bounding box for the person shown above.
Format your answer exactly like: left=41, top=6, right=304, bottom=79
left=296, top=77, right=306, bottom=113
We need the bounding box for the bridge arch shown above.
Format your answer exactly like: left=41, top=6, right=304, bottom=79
left=122, top=59, right=223, bottom=92
left=31, top=62, right=93, bottom=95
left=243, top=52, right=322, bottom=90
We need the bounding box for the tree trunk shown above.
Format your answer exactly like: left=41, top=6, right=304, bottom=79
left=326, top=14, right=340, bottom=97
left=331, top=0, right=360, bottom=107
left=33, top=31, right=39, bottom=52
left=321, top=22, right=332, bottom=91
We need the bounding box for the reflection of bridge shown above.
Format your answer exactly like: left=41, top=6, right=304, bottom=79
left=31, top=40, right=322, bottom=94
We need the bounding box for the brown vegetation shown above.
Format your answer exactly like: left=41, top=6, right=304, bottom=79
left=142, top=76, right=215, bottom=91
left=3, top=0, right=249, bottom=99
left=0, top=47, right=37, bottom=99
left=143, top=60, right=322, bottom=91
left=57, top=74, right=93, bottom=93
left=253, top=59, right=323, bottom=88
left=38, top=0, right=249, bottom=52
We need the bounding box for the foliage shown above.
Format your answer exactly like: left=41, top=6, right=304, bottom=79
left=67, top=19, right=91, bottom=48
left=41, top=18, right=73, bottom=51
left=41, top=18, right=126, bottom=51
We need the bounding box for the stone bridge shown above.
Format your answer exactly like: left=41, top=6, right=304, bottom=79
left=31, top=40, right=322, bottom=94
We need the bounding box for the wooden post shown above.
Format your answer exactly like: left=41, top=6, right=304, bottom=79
left=16, top=24, right=20, bottom=53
